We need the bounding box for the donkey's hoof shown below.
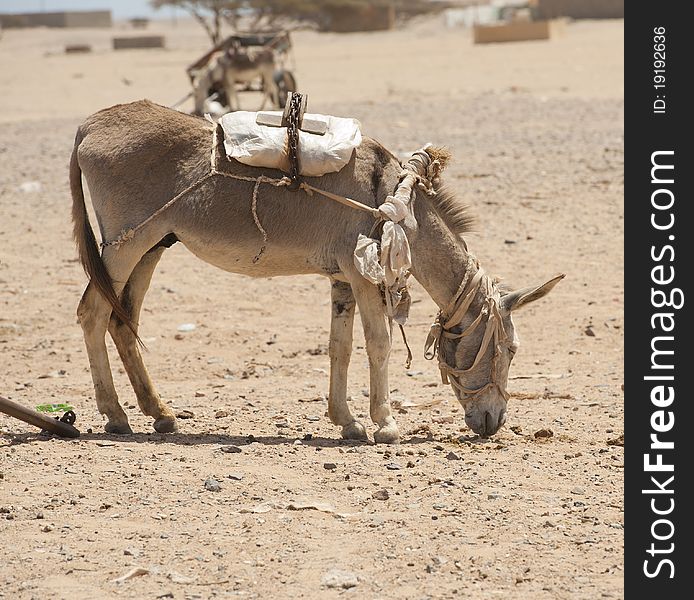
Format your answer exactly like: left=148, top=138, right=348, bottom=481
left=341, top=420, right=368, bottom=441
left=374, top=423, right=400, bottom=444
left=104, top=421, right=133, bottom=435
left=153, top=416, right=178, bottom=434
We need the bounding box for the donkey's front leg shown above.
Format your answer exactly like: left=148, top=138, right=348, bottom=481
left=328, top=281, right=367, bottom=441
left=352, top=280, right=399, bottom=444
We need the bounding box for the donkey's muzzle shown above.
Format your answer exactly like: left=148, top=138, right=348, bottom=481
left=466, top=409, right=507, bottom=437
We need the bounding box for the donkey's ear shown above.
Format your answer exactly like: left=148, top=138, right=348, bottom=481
left=500, top=273, right=565, bottom=314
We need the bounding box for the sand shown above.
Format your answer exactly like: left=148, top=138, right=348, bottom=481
left=0, top=16, right=623, bottom=600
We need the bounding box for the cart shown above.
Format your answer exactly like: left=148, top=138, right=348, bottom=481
left=185, top=31, right=297, bottom=116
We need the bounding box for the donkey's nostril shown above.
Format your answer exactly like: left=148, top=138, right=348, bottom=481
left=484, top=411, right=495, bottom=436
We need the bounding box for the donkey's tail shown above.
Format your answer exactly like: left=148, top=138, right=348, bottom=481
left=70, top=128, right=140, bottom=340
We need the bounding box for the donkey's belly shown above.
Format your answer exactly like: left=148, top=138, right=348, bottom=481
left=178, top=235, right=328, bottom=278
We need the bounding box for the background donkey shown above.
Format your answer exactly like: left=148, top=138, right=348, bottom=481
left=70, top=100, right=561, bottom=443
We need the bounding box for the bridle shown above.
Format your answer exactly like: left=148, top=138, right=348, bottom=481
left=424, top=257, right=510, bottom=403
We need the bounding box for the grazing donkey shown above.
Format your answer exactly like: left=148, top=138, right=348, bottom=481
left=70, top=100, right=562, bottom=443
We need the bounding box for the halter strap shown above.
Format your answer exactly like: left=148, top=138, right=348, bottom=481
left=424, top=260, right=509, bottom=402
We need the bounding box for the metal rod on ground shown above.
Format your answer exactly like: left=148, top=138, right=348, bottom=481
left=0, top=396, right=80, bottom=438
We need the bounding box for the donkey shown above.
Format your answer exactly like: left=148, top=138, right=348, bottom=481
left=70, top=100, right=562, bottom=443
left=192, top=48, right=279, bottom=116
left=220, top=47, right=279, bottom=111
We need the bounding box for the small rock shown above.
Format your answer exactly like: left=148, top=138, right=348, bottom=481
left=543, top=520, right=556, bottom=528
left=487, top=491, right=501, bottom=500
left=18, top=181, right=42, bottom=193
left=220, top=445, right=242, bottom=454
left=124, top=547, right=140, bottom=557
left=42, top=524, right=53, bottom=532
left=534, top=428, right=554, bottom=439
left=606, top=433, right=624, bottom=447
left=36, top=512, right=44, bottom=519
left=227, top=473, right=243, bottom=481
left=584, top=326, right=595, bottom=337
left=112, top=567, right=150, bottom=584
left=204, top=478, right=222, bottom=492
left=215, top=410, right=229, bottom=418
left=176, top=410, right=195, bottom=419
left=194, top=391, right=206, bottom=398
left=510, top=425, right=523, bottom=435
left=323, top=463, right=337, bottom=471
left=571, top=487, right=586, bottom=495
left=177, top=323, right=196, bottom=332
left=321, top=569, right=359, bottom=589
left=385, top=463, right=402, bottom=470
left=446, top=451, right=462, bottom=461
left=372, top=489, right=389, bottom=501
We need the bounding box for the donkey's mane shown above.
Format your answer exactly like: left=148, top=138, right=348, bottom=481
left=430, top=184, right=476, bottom=237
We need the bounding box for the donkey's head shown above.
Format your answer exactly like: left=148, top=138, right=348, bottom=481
left=434, top=273, right=564, bottom=437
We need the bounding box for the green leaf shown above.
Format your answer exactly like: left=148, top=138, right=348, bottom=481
left=35, top=403, right=74, bottom=413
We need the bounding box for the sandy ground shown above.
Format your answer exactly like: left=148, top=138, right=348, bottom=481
left=0, top=16, right=623, bottom=600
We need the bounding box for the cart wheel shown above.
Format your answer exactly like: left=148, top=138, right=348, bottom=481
left=274, top=70, right=297, bottom=108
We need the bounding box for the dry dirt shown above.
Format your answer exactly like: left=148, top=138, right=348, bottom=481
left=0, top=16, right=623, bottom=600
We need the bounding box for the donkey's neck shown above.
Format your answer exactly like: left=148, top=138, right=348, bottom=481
left=408, top=206, right=481, bottom=311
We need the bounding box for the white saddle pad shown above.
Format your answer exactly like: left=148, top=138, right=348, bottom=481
left=220, top=111, right=362, bottom=177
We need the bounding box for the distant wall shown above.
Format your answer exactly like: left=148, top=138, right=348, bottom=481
left=0, top=11, right=112, bottom=29
left=533, top=0, right=624, bottom=19
left=321, top=4, right=396, bottom=33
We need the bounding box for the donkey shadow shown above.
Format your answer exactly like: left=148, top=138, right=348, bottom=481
left=0, top=429, right=448, bottom=448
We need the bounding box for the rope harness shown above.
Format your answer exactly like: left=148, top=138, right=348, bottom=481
left=424, top=257, right=510, bottom=403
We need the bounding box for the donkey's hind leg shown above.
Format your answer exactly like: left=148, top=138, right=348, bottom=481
left=108, top=245, right=177, bottom=434
left=328, top=280, right=367, bottom=441
left=77, top=245, right=145, bottom=434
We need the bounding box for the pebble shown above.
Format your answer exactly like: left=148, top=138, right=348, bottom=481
left=176, top=410, right=195, bottom=419
left=321, top=569, right=359, bottom=589
left=446, top=451, right=462, bottom=461
left=177, top=323, right=196, bottom=332
left=227, top=473, right=243, bottom=481
left=385, top=463, right=402, bottom=470
left=534, top=428, right=554, bottom=439
left=215, top=409, right=229, bottom=418
left=571, top=487, right=586, bottom=495
left=18, top=181, right=42, bottom=193
left=323, top=463, right=337, bottom=470
left=372, top=489, right=390, bottom=501
left=487, top=491, right=501, bottom=500
left=204, top=478, right=222, bottom=492
left=221, top=445, right=242, bottom=454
